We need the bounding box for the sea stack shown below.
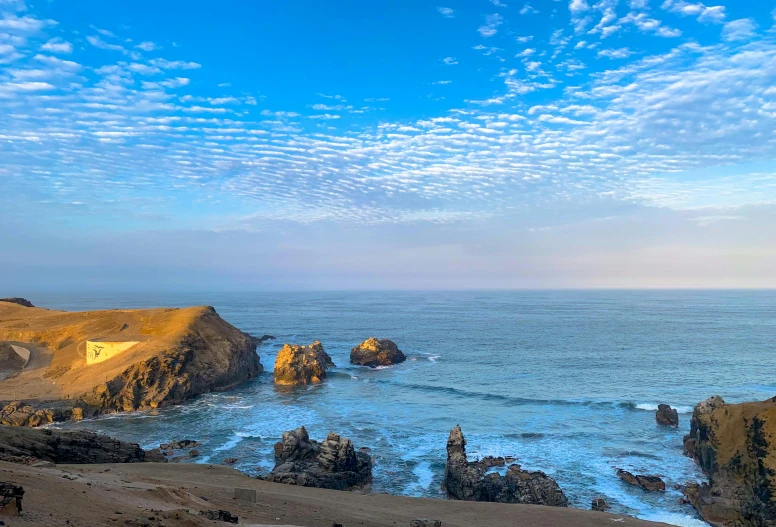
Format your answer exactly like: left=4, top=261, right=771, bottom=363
left=443, top=425, right=568, bottom=506
left=265, top=426, right=372, bottom=490
left=350, top=338, right=406, bottom=368
left=655, top=404, right=679, bottom=427
left=273, top=341, right=334, bottom=385
left=682, top=395, right=776, bottom=526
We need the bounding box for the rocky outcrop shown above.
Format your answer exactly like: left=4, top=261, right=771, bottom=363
left=443, top=426, right=568, bottom=506
left=616, top=469, right=665, bottom=491
left=656, top=404, right=679, bottom=427
left=251, top=334, right=276, bottom=345
left=591, top=497, right=610, bottom=511
left=0, top=483, right=24, bottom=515
left=0, top=424, right=164, bottom=464
left=350, top=338, right=406, bottom=368
left=264, top=426, right=372, bottom=490
left=0, top=298, right=33, bottom=308
left=274, top=341, right=334, bottom=385
left=682, top=396, right=776, bottom=527
left=0, top=304, right=263, bottom=425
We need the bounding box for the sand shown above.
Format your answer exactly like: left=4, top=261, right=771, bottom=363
left=0, top=460, right=674, bottom=527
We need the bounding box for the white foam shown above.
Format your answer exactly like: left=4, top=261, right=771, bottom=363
left=412, top=461, right=434, bottom=492
left=214, top=433, right=243, bottom=452
left=639, top=511, right=710, bottom=527
left=428, top=355, right=441, bottom=362
left=636, top=403, right=693, bottom=414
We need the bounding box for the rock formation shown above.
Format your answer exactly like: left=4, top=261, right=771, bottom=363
left=251, top=334, right=276, bottom=345
left=682, top=395, right=776, bottom=527
left=350, top=338, right=406, bottom=367
left=443, top=426, right=568, bottom=506
left=274, top=341, right=334, bottom=385
left=0, top=424, right=164, bottom=463
left=0, top=483, right=24, bottom=515
left=0, top=303, right=263, bottom=425
left=0, top=298, right=33, bottom=308
left=656, top=404, right=679, bottom=427
left=591, top=497, right=610, bottom=511
left=264, top=426, right=372, bottom=490
left=616, top=469, right=665, bottom=491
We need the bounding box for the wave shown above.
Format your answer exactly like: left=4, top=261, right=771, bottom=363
left=621, top=402, right=694, bottom=414
left=638, top=511, right=710, bottom=527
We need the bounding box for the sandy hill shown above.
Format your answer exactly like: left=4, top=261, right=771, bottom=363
left=0, top=300, right=262, bottom=426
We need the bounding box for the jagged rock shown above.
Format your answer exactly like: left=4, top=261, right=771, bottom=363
left=682, top=396, right=776, bottom=527
left=0, top=425, right=162, bottom=464
left=0, top=298, right=33, bottom=308
left=222, top=457, right=237, bottom=465
left=350, top=338, right=406, bottom=368
left=0, top=483, right=24, bottom=516
left=480, top=456, right=506, bottom=469
left=616, top=469, right=665, bottom=491
left=592, top=497, right=610, bottom=511
left=161, top=439, right=201, bottom=450
left=0, top=401, right=93, bottom=428
left=200, top=509, right=238, bottom=523
left=443, top=426, right=568, bottom=506
left=656, top=404, right=679, bottom=427
left=274, top=341, right=334, bottom=385
left=264, top=426, right=372, bottom=490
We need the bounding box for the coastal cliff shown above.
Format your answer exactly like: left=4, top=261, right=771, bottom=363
left=683, top=396, right=776, bottom=527
left=0, top=300, right=262, bottom=426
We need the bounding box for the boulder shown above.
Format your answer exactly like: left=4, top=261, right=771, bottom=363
left=0, top=401, right=93, bottom=428
left=0, top=298, right=33, bottom=308
left=616, top=469, right=665, bottom=491
left=0, top=483, right=24, bottom=516
left=656, top=404, right=679, bottom=427
left=264, top=426, right=372, bottom=491
left=682, top=396, right=776, bottom=527
left=350, top=338, right=406, bottom=368
left=161, top=439, right=201, bottom=450
left=274, top=341, right=334, bottom=385
left=0, top=425, right=163, bottom=464
left=591, top=497, right=610, bottom=511
left=200, top=509, right=238, bottom=523
left=443, top=426, right=568, bottom=506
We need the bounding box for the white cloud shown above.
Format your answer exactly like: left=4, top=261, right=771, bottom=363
left=437, top=7, right=454, bottom=18
left=598, top=47, right=632, bottom=59
left=661, top=0, right=726, bottom=24
left=41, top=38, right=72, bottom=54
left=443, top=56, right=458, bottom=65
left=135, top=41, right=158, bottom=51
left=721, top=18, right=757, bottom=41
left=478, top=13, right=503, bottom=37
left=520, top=3, right=538, bottom=15
left=569, top=0, right=589, bottom=14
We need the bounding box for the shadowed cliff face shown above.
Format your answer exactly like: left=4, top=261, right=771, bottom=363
left=683, top=396, right=776, bottom=527
left=0, top=302, right=262, bottom=426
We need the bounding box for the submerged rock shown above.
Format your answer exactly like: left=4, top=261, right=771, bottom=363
left=616, top=469, right=666, bottom=491
left=264, top=426, right=372, bottom=491
left=591, top=497, right=610, bottom=511
left=682, top=395, right=776, bottom=527
left=443, top=426, right=568, bottom=506
left=274, top=341, right=334, bottom=385
left=350, top=338, right=406, bottom=368
left=656, top=404, right=679, bottom=427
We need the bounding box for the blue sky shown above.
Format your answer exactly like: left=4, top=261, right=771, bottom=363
left=1, top=0, right=775, bottom=290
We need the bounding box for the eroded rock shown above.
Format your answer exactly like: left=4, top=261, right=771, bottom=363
left=591, top=497, right=610, bottom=511
left=274, top=341, right=334, bottom=385
left=682, top=395, right=776, bottom=527
left=264, top=426, right=372, bottom=490
left=656, top=404, right=679, bottom=427
left=443, top=426, right=568, bottom=506
left=350, top=338, right=406, bottom=368
left=616, top=469, right=665, bottom=491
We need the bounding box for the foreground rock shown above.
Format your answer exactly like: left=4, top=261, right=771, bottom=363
left=0, top=303, right=263, bottom=425
left=591, top=497, right=610, bottom=511
left=0, top=298, right=33, bottom=308
left=616, top=469, right=665, bottom=491
left=683, top=395, right=776, bottom=527
left=656, top=404, right=679, bottom=427
left=443, top=426, right=568, bottom=506
left=274, top=341, right=334, bottom=385
left=264, top=426, right=372, bottom=490
left=0, top=424, right=164, bottom=463
left=350, top=338, right=406, bottom=367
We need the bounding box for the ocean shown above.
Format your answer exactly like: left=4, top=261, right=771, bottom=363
left=42, top=290, right=776, bottom=527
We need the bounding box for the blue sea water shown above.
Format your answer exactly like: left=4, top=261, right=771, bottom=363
left=40, top=290, right=776, bottom=527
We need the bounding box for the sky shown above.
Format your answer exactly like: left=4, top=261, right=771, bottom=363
left=1, top=0, right=775, bottom=291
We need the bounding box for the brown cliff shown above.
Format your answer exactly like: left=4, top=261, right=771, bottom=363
left=0, top=301, right=262, bottom=426
left=683, top=396, right=776, bottom=527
